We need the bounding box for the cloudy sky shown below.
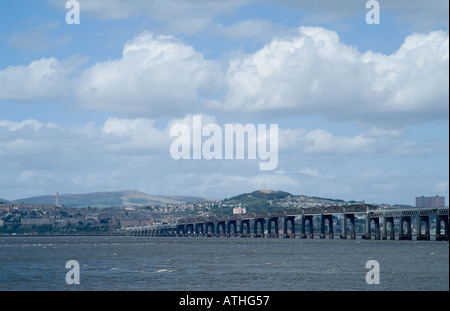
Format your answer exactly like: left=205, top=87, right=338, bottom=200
left=0, top=0, right=448, bottom=205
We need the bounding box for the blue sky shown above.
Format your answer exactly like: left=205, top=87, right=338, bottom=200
left=0, top=0, right=448, bottom=205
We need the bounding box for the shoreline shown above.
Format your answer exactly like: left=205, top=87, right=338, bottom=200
left=0, top=233, right=126, bottom=237
left=1, top=232, right=446, bottom=240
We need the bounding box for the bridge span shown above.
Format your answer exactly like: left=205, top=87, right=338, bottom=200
left=126, top=205, right=449, bottom=241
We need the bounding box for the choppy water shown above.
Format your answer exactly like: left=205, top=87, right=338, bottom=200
left=0, top=236, right=448, bottom=291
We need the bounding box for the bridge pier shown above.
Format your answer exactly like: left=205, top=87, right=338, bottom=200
left=170, top=227, right=177, bottom=237
left=195, top=223, right=204, bottom=236
left=267, top=217, right=279, bottom=238
left=226, top=220, right=237, bottom=237
left=240, top=219, right=251, bottom=237
left=417, top=216, right=430, bottom=240
left=382, top=216, right=395, bottom=240
left=300, top=215, right=313, bottom=238
left=176, top=225, right=185, bottom=237
left=253, top=218, right=265, bottom=238
left=186, top=223, right=194, bottom=237
left=283, top=216, right=296, bottom=238
left=216, top=221, right=226, bottom=237
left=320, top=214, right=334, bottom=239
left=363, top=214, right=371, bottom=239
left=399, top=216, right=412, bottom=240
left=340, top=214, right=356, bottom=239
left=372, top=218, right=381, bottom=240
left=435, top=215, right=449, bottom=241
left=205, top=221, right=215, bottom=237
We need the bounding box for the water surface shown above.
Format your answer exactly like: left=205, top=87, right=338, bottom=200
left=0, top=236, right=447, bottom=291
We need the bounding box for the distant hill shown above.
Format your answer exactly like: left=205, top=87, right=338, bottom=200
left=217, top=190, right=349, bottom=214
left=14, top=190, right=213, bottom=207
left=0, top=198, right=9, bottom=203
left=226, top=190, right=292, bottom=202
left=220, top=190, right=293, bottom=213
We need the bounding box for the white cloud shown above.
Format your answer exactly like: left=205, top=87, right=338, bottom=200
left=279, top=127, right=369, bottom=154
left=0, top=58, right=71, bottom=101
left=1, top=27, right=447, bottom=126
left=0, top=116, right=447, bottom=202
left=278, top=126, right=446, bottom=157
left=49, top=0, right=244, bottom=34
left=211, top=27, right=449, bottom=127
left=299, top=168, right=334, bottom=179
left=76, top=31, right=222, bottom=116
left=0, top=119, right=54, bottom=132
left=102, top=117, right=168, bottom=152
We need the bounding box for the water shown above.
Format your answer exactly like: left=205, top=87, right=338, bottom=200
left=0, top=236, right=448, bottom=291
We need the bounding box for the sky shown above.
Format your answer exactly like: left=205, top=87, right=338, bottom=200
left=0, top=0, right=448, bottom=205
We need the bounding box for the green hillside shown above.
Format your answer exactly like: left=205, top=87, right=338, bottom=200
left=218, top=190, right=293, bottom=214
left=226, top=190, right=292, bottom=202
left=213, top=190, right=350, bottom=214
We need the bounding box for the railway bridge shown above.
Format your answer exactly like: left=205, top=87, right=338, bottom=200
left=126, top=205, right=449, bottom=241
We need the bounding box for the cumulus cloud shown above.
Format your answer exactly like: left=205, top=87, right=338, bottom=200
left=76, top=32, right=222, bottom=116
left=277, top=126, right=446, bottom=157
left=102, top=117, right=168, bottom=152
left=211, top=27, right=449, bottom=127
left=0, top=57, right=74, bottom=101
left=1, top=27, right=447, bottom=127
